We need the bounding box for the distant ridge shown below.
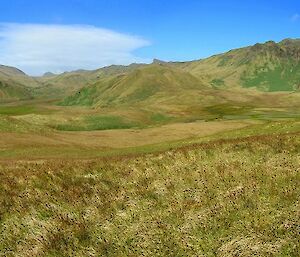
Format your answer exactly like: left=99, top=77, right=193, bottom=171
left=179, top=38, right=300, bottom=91
left=42, top=72, right=56, bottom=77
left=152, top=58, right=167, bottom=64
left=0, top=65, right=27, bottom=76
left=1, top=38, right=300, bottom=103
left=61, top=63, right=208, bottom=107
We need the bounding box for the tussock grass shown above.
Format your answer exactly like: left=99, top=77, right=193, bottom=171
left=0, top=132, right=299, bottom=256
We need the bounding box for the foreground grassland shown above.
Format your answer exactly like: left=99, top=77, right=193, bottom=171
left=0, top=131, right=299, bottom=256
left=0, top=99, right=299, bottom=256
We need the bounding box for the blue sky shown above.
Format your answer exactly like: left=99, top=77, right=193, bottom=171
left=0, top=0, right=299, bottom=74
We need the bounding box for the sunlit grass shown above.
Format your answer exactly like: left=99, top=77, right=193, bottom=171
left=0, top=131, right=299, bottom=256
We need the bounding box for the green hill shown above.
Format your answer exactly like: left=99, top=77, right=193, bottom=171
left=0, top=65, right=38, bottom=101
left=35, top=63, right=146, bottom=99
left=0, top=80, right=32, bottom=102
left=61, top=39, right=300, bottom=109
left=61, top=64, right=208, bottom=107
left=0, top=65, right=40, bottom=88
left=179, top=39, right=300, bottom=92
left=34, top=71, right=92, bottom=99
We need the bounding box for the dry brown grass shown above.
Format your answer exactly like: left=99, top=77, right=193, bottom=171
left=0, top=131, right=299, bottom=256
left=0, top=120, right=251, bottom=159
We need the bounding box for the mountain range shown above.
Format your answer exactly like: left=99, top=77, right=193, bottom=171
left=1, top=39, right=300, bottom=106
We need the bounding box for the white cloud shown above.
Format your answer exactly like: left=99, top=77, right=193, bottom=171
left=0, top=23, right=151, bottom=75
left=291, top=13, right=300, bottom=22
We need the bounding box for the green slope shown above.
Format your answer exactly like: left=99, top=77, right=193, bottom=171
left=61, top=39, right=300, bottom=109
left=179, top=39, right=300, bottom=92
left=0, top=65, right=40, bottom=88
left=1, top=38, right=300, bottom=104
left=0, top=65, right=38, bottom=101
left=61, top=64, right=207, bottom=107
left=34, top=63, right=146, bottom=99
left=0, top=80, right=33, bottom=102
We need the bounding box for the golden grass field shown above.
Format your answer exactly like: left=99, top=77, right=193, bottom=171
left=0, top=99, right=300, bottom=256
left=0, top=119, right=252, bottom=158
left=0, top=130, right=299, bottom=256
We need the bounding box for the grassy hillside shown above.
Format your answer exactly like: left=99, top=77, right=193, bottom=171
left=61, top=64, right=208, bottom=107
left=0, top=65, right=40, bottom=101
left=0, top=80, right=33, bottom=102
left=34, top=72, right=92, bottom=99
left=34, top=63, right=146, bottom=99
left=0, top=65, right=40, bottom=88
left=0, top=130, right=299, bottom=256
left=0, top=65, right=27, bottom=77
left=59, top=39, right=300, bottom=112
left=2, top=38, right=300, bottom=103
left=179, top=39, right=300, bottom=92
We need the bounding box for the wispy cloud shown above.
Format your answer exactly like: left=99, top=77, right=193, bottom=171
left=291, top=13, right=300, bottom=22
left=0, top=23, right=151, bottom=75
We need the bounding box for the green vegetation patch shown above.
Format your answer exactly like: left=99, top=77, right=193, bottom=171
left=150, top=113, right=174, bottom=123
left=0, top=81, right=32, bottom=100
left=0, top=105, right=37, bottom=115
left=125, top=84, right=159, bottom=103
left=241, top=63, right=300, bottom=91
left=0, top=105, right=55, bottom=116
left=210, top=78, right=225, bottom=87
left=54, top=115, right=138, bottom=131
left=60, top=86, right=97, bottom=106
left=204, top=104, right=252, bottom=119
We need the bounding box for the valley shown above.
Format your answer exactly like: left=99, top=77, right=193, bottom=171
left=0, top=38, right=300, bottom=256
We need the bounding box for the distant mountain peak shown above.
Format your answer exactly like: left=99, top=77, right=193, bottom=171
left=279, top=38, right=300, bottom=47
left=265, top=40, right=276, bottom=46
left=43, top=72, right=56, bottom=77
left=152, top=58, right=167, bottom=64
left=0, top=65, right=27, bottom=76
